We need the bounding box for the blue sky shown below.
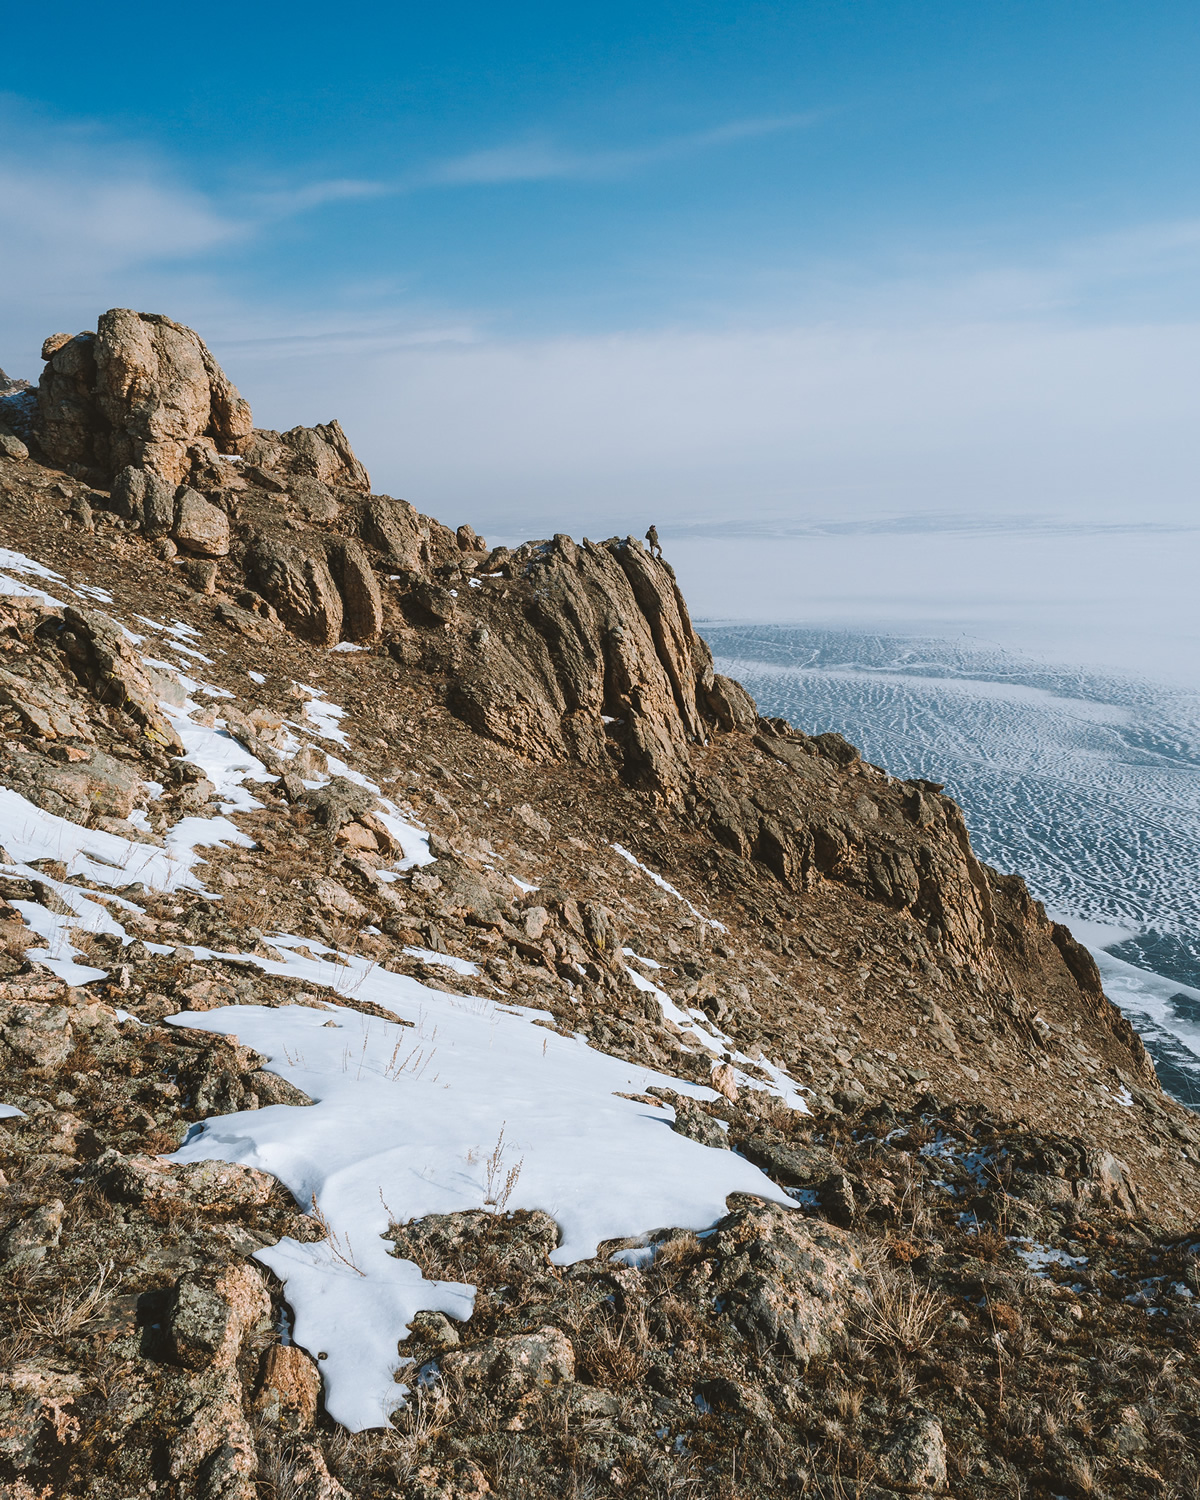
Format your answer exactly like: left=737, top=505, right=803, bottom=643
left=3, top=1, right=1200, bottom=534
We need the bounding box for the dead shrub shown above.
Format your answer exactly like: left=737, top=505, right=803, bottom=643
left=857, top=1267, right=945, bottom=1356
left=578, top=1304, right=650, bottom=1386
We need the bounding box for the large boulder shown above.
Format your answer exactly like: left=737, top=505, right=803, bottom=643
left=172, top=488, right=231, bottom=557
left=245, top=539, right=343, bottom=646
left=448, top=535, right=726, bottom=795
left=710, top=1204, right=871, bottom=1366
left=167, top=1261, right=271, bottom=1370
left=34, top=310, right=252, bottom=484
left=241, top=419, right=370, bottom=493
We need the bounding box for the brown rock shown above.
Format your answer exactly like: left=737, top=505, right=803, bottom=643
left=241, top=419, right=369, bottom=492
left=173, top=488, right=230, bottom=557
left=0, top=666, right=95, bottom=741
left=246, top=539, right=343, bottom=645
left=254, top=1345, right=322, bottom=1427
left=34, top=309, right=252, bottom=484
left=166, top=1369, right=257, bottom=1499
left=57, top=605, right=184, bottom=751
left=361, top=494, right=430, bottom=573
left=167, top=1261, right=271, bottom=1370
left=327, top=537, right=383, bottom=641
left=713, top=1204, right=871, bottom=1365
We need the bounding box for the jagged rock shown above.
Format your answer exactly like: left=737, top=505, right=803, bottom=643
left=876, top=1406, right=947, bottom=1491
left=110, top=463, right=177, bottom=536
left=254, top=1346, right=323, bottom=1428
left=173, top=488, right=230, bottom=557
left=326, top=538, right=382, bottom=641
left=241, top=420, right=369, bottom=493
left=362, top=494, right=443, bottom=573
left=447, top=535, right=735, bottom=796
left=55, top=605, right=184, bottom=751
left=0, top=665, right=95, bottom=741
left=34, top=310, right=252, bottom=484
left=440, top=1325, right=575, bottom=1398
left=0, top=1199, right=64, bottom=1269
left=246, top=539, right=343, bottom=646
left=713, top=1205, right=871, bottom=1365
left=168, top=1262, right=271, bottom=1370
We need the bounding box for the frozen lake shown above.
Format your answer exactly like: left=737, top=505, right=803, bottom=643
left=670, top=523, right=1200, bottom=1110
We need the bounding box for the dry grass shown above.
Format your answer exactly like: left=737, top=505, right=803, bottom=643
left=857, top=1267, right=946, bottom=1356
left=19, top=1259, right=114, bottom=1340
left=578, top=1303, right=651, bottom=1386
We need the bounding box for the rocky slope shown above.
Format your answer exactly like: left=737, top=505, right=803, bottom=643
left=0, top=311, right=1198, bottom=1500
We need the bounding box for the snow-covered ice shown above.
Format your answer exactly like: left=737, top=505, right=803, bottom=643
left=167, top=937, right=795, bottom=1431
left=401, top=947, right=480, bottom=976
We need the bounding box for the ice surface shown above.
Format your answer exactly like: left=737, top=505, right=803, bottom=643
left=706, top=623, right=1200, bottom=1110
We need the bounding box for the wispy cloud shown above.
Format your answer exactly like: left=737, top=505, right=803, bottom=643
left=423, top=112, right=824, bottom=187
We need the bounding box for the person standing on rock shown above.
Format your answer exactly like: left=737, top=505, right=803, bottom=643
left=645, top=525, right=662, bottom=559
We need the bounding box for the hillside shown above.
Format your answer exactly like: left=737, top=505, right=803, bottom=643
left=1, top=310, right=1198, bottom=1500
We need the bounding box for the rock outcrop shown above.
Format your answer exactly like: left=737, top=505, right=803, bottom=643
left=29, top=309, right=372, bottom=497
left=34, top=310, right=253, bottom=485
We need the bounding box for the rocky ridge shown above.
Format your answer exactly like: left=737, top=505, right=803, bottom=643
left=0, top=311, right=1198, bottom=1500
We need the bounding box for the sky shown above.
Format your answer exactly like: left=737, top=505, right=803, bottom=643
left=3, top=1, right=1199, bottom=565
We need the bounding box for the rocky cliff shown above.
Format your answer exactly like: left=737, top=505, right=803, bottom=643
left=0, top=311, right=1198, bottom=1500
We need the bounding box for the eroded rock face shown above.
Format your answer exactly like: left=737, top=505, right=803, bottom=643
left=241, top=420, right=370, bottom=493
left=34, top=312, right=252, bottom=485
left=447, top=535, right=716, bottom=796
left=709, top=1204, right=871, bottom=1366
left=246, top=539, right=343, bottom=646
left=167, top=1262, right=271, bottom=1371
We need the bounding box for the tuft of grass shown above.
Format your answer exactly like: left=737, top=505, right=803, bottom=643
left=857, top=1268, right=945, bottom=1356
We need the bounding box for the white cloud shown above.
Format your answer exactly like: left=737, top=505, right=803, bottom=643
left=2, top=99, right=1198, bottom=553
left=423, top=112, right=823, bottom=186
